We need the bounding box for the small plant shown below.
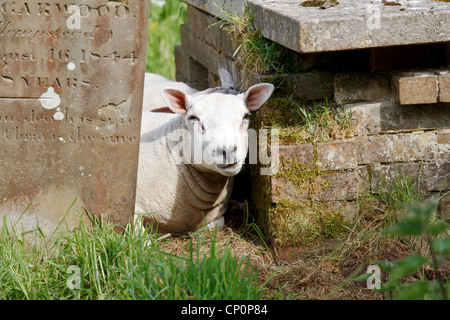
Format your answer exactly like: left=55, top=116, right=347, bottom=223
left=357, top=200, right=449, bottom=300
left=372, top=166, right=425, bottom=213
left=216, top=5, right=292, bottom=75
left=258, top=96, right=355, bottom=145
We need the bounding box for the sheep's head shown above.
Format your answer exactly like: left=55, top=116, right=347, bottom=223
left=160, top=83, right=274, bottom=177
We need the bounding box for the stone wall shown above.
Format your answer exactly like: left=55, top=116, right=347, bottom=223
left=175, top=1, right=450, bottom=249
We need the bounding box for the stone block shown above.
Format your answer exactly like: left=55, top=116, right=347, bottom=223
left=345, top=101, right=450, bottom=135
left=370, top=162, right=421, bottom=192
left=437, top=129, right=450, bottom=144
left=334, top=72, right=390, bottom=104
left=370, top=162, right=450, bottom=193
left=174, top=43, right=209, bottom=90
left=391, top=73, right=438, bottom=105
left=272, top=171, right=359, bottom=202
left=357, top=132, right=448, bottom=165
left=279, top=144, right=315, bottom=170
left=287, top=72, right=335, bottom=100
left=438, top=72, right=450, bottom=103
left=0, top=1, right=150, bottom=234
left=439, top=193, right=450, bottom=218
left=186, top=5, right=235, bottom=58
left=180, top=24, right=233, bottom=81
left=184, top=0, right=450, bottom=53
left=419, top=162, right=450, bottom=192
left=317, top=139, right=357, bottom=171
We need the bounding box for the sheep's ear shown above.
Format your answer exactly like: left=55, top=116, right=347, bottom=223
left=241, top=83, right=274, bottom=111
left=161, top=88, right=191, bottom=114
left=218, top=69, right=235, bottom=90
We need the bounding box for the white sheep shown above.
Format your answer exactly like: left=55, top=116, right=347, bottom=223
left=142, top=69, right=239, bottom=112
left=135, top=73, right=274, bottom=234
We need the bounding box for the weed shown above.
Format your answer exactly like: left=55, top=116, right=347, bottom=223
left=217, top=5, right=293, bottom=75
left=356, top=200, right=449, bottom=300
left=257, top=96, right=355, bottom=145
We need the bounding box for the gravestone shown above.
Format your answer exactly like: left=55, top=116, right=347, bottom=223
left=0, top=1, right=150, bottom=234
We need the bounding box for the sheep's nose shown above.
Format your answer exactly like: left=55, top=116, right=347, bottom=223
left=216, top=146, right=238, bottom=164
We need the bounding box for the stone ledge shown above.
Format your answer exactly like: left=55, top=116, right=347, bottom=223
left=183, top=0, right=450, bottom=53
left=345, top=101, right=450, bottom=135
left=357, top=132, right=450, bottom=164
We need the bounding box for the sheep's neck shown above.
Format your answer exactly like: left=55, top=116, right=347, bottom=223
left=181, top=163, right=230, bottom=207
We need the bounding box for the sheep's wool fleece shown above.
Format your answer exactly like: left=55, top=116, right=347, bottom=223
left=136, top=112, right=233, bottom=234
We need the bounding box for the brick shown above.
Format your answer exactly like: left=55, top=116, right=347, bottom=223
left=271, top=171, right=359, bottom=203
left=186, top=5, right=235, bottom=58
left=317, top=139, right=357, bottom=171
left=180, top=24, right=233, bottom=80
left=370, top=162, right=421, bottom=192
left=357, top=132, right=447, bottom=164
left=419, top=162, right=450, bottom=192
left=438, top=73, right=450, bottom=102
left=357, top=166, right=371, bottom=193
left=391, top=73, right=438, bottom=105
left=279, top=144, right=315, bottom=170
left=437, top=129, right=450, bottom=144
left=174, top=44, right=209, bottom=90
left=370, top=162, right=450, bottom=193
left=439, top=193, right=450, bottom=218
left=345, top=101, right=450, bottom=135
left=287, top=72, right=335, bottom=100
left=314, top=171, right=359, bottom=201
left=334, top=72, right=390, bottom=104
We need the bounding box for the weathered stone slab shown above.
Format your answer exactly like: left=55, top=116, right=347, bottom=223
left=370, top=162, right=450, bottom=192
left=279, top=144, right=315, bottom=170
left=334, top=72, right=391, bottom=104
left=357, top=132, right=449, bottom=164
left=286, top=72, right=335, bottom=100
left=345, top=101, right=450, bottom=135
left=186, top=5, right=235, bottom=59
left=440, top=193, right=450, bottom=218
left=174, top=44, right=209, bottom=90
left=438, top=72, right=450, bottom=103
left=392, top=72, right=438, bottom=105
left=437, top=129, right=450, bottom=145
left=272, top=171, right=359, bottom=202
left=317, top=139, right=358, bottom=171
left=0, top=1, right=150, bottom=234
left=184, top=0, right=450, bottom=53
left=180, top=24, right=234, bottom=83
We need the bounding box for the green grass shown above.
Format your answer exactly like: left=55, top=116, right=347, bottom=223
left=146, top=0, right=186, bottom=79
left=218, top=5, right=293, bottom=75
left=257, top=95, right=355, bottom=145
left=0, top=214, right=266, bottom=300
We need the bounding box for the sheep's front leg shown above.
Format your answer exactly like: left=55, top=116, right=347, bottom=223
left=206, top=216, right=225, bottom=231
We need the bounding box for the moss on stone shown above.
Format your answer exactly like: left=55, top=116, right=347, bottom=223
left=255, top=93, right=355, bottom=145
left=300, top=0, right=340, bottom=8
left=268, top=199, right=346, bottom=246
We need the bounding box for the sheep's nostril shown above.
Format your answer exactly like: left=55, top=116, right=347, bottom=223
left=216, top=146, right=238, bottom=165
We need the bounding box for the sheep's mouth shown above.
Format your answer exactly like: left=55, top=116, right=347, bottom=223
left=218, top=162, right=239, bottom=169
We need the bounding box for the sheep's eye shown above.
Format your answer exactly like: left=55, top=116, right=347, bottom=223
left=243, top=114, right=250, bottom=121
left=188, top=115, right=199, bottom=122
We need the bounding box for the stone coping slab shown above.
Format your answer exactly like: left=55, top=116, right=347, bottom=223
left=183, top=0, right=450, bottom=53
